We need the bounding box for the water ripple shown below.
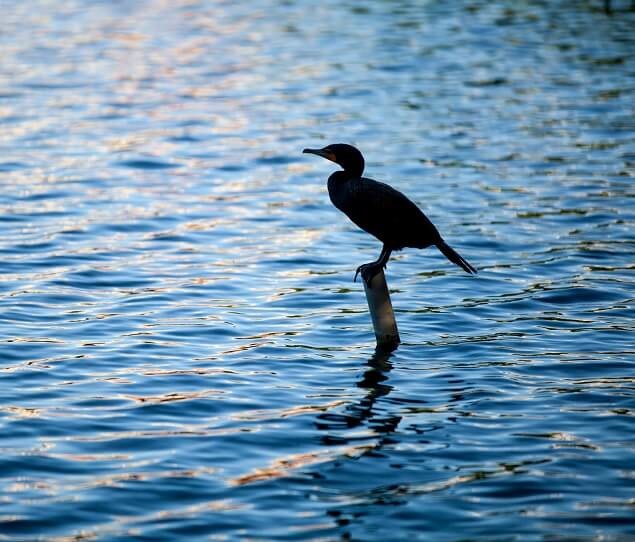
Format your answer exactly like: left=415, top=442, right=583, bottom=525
left=0, top=0, right=634, bottom=540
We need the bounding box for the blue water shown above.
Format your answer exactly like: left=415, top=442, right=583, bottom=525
left=1, top=1, right=634, bottom=540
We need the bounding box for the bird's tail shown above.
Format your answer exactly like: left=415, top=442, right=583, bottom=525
left=436, top=239, right=477, bottom=274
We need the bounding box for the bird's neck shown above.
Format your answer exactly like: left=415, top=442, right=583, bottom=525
left=329, top=170, right=361, bottom=183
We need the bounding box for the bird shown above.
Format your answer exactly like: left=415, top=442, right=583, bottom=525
left=302, top=143, right=477, bottom=284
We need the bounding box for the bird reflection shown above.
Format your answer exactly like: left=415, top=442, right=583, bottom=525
left=316, top=347, right=401, bottom=441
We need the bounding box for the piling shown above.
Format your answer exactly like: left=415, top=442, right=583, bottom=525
left=362, top=269, right=400, bottom=351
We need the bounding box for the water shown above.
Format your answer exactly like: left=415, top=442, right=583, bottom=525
left=1, top=1, right=634, bottom=540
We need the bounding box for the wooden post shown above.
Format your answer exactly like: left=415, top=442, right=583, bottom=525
left=363, top=269, right=400, bottom=351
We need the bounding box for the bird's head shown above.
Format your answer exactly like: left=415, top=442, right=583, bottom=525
left=303, top=143, right=365, bottom=177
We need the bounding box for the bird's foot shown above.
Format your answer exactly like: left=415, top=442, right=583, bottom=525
left=353, top=261, right=385, bottom=285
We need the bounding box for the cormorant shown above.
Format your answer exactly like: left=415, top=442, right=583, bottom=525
left=302, top=143, right=477, bottom=284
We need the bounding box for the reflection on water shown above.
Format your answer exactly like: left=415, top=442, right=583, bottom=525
left=1, top=0, right=634, bottom=540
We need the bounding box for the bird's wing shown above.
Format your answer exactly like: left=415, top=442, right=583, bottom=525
left=343, top=178, right=439, bottom=248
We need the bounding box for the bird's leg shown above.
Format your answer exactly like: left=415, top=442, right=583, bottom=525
left=354, top=245, right=392, bottom=284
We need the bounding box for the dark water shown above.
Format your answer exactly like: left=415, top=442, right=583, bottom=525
left=1, top=1, right=634, bottom=540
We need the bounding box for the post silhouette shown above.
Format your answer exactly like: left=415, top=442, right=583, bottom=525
left=362, top=269, right=400, bottom=351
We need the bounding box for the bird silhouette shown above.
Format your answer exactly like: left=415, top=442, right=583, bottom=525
left=303, top=143, right=477, bottom=284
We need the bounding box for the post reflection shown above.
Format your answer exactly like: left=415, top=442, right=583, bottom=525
left=315, top=347, right=403, bottom=539
left=316, top=347, right=401, bottom=442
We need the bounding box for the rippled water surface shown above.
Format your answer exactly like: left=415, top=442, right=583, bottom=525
left=1, top=1, right=634, bottom=540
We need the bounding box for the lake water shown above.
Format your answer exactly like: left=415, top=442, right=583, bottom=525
left=1, top=1, right=634, bottom=540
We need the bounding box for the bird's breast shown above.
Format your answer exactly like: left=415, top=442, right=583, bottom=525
left=327, top=173, right=356, bottom=214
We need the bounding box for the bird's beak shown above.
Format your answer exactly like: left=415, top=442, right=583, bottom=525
left=303, top=147, right=337, bottom=163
